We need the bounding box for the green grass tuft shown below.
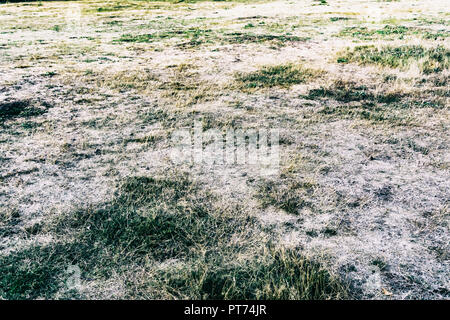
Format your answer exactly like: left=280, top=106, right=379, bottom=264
left=224, top=32, right=307, bottom=45
left=256, top=179, right=315, bottom=214
left=304, top=80, right=402, bottom=103
left=0, top=100, right=48, bottom=123
left=0, top=245, right=66, bottom=299
left=236, top=63, right=321, bottom=89
left=115, top=30, right=307, bottom=48
left=156, top=247, right=347, bottom=299
left=337, top=25, right=448, bottom=41
left=318, top=103, right=412, bottom=125
left=337, top=45, right=450, bottom=74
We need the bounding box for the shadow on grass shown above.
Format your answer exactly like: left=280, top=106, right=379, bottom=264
left=0, top=174, right=348, bottom=299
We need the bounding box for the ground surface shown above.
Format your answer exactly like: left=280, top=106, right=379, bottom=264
left=0, top=0, right=448, bottom=299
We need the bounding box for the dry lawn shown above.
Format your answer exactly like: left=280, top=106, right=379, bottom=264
left=0, top=0, right=448, bottom=299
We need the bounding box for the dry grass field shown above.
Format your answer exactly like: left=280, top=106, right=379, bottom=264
left=0, top=0, right=448, bottom=299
